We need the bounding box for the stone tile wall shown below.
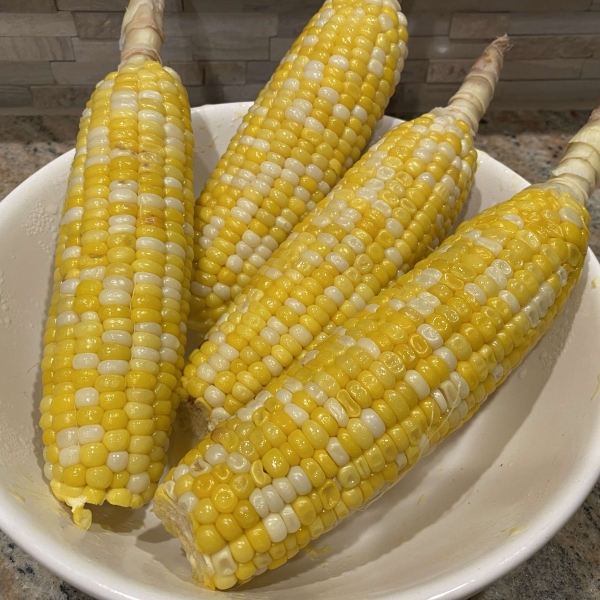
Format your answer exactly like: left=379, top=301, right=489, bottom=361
left=0, top=0, right=599, bottom=116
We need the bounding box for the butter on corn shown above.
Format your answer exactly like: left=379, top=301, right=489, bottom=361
left=183, top=38, right=509, bottom=429
left=38, top=0, right=195, bottom=529
left=154, top=70, right=600, bottom=593
left=189, top=0, right=409, bottom=333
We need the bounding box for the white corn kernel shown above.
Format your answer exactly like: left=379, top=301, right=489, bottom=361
left=272, top=477, right=297, bottom=503
left=205, top=444, right=227, bottom=465
left=360, top=408, right=386, bottom=438
left=324, top=398, right=349, bottom=427
left=283, top=403, right=309, bottom=427
left=404, top=370, right=430, bottom=400
left=212, top=545, right=237, bottom=577
left=74, top=387, right=99, bottom=407
left=326, top=437, right=350, bottom=467
left=226, top=452, right=250, bottom=474
left=261, top=485, right=285, bottom=513
left=178, top=491, right=199, bottom=513
left=127, top=472, right=150, bottom=494
left=263, top=513, right=288, bottom=543
left=288, top=466, right=312, bottom=495
left=56, top=428, right=78, bottom=449
left=280, top=505, right=301, bottom=533
left=417, top=324, right=444, bottom=349
left=250, top=488, right=269, bottom=518
left=59, top=446, right=80, bottom=468
left=77, top=425, right=104, bottom=444
left=173, top=464, right=190, bottom=481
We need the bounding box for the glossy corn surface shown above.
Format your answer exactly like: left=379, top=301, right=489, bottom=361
left=184, top=109, right=477, bottom=428
left=39, top=56, right=195, bottom=527
left=189, top=0, right=407, bottom=332
left=156, top=186, right=588, bottom=589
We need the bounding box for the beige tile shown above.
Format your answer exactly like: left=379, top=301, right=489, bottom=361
left=430, top=58, right=584, bottom=84
left=216, top=83, right=264, bottom=102
left=480, top=0, right=591, bottom=9
left=168, top=63, right=203, bottom=85
left=407, top=37, right=486, bottom=60
left=0, top=13, right=76, bottom=37
left=169, top=61, right=246, bottom=85
left=162, top=39, right=195, bottom=62
left=270, top=37, right=294, bottom=62
left=0, top=62, right=54, bottom=84
left=183, top=0, right=243, bottom=10
left=31, top=85, right=95, bottom=108
left=71, top=40, right=121, bottom=62
left=73, top=12, right=121, bottom=39
left=401, top=60, right=429, bottom=83
left=277, top=11, right=319, bottom=38
left=244, top=0, right=322, bottom=13
left=203, top=62, right=246, bottom=85
left=0, top=0, right=55, bottom=11
left=72, top=38, right=193, bottom=62
left=406, top=12, right=452, bottom=37
left=0, top=86, right=33, bottom=107
left=510, top=35, right=600, bottom=60
left=191, top=37, right=271, bottom=62
left=388, top=83, right=458, bottom=116
left=75, top=12, right=274, bottom=58
left=427, top=59, right=472, bottom=84
left=502, top=59, right=583, bottom=80
left=450, top=13, right=510, bottom=39
left=186, top=83, right=264, bottom=107
left=58, top=0, right=181, bottom=9
left=247, top=61, right=277, bottom=84
left=490, top=96, right=598, bottom=111
left=593, top=0, right=600, bottom=9
left=0, top=37, right=73, bottom=61
left=402, top=0, right=479, bottom=9
left=0, top=106, right=83, bottom=115
left=509, top=12, right=600, bottom=35
left=164, top=12, right=277, bottom=37
left=582, top=60, right=600, bottom=79
left=51, top=61, right=117, bottom=85
left=494, top=79, right=600, bottom=107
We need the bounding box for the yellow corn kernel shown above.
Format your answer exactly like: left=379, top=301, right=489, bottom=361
left=39, top=54, right=195, bottom=527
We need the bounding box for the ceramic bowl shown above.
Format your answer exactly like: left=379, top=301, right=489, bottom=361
left=1, top=102, right=599, bottom=600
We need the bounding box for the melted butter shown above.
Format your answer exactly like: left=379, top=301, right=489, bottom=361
left=304, top=544, right=331, bottom=560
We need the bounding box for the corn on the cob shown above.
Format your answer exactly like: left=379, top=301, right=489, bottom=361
left=38, top=0, right=194, bottom=529
left=182, top=39, right=508, bottom=429
left=154, top=100, right=599, bottom=592
left=189, top=0, right=408, bottom=333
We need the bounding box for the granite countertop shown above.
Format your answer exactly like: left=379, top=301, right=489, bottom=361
left=0, top=111, right=599, bottom=600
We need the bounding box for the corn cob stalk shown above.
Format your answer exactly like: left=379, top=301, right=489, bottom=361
left=154, top=102, right=599, bottom=591
left=38, top=0, right=195, bottom=529
left=189, top=0, right=408, bottom=333
left=182, top=38, right=508, bottom=430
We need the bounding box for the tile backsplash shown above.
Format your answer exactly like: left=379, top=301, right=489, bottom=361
left=1, top=0, right=599, bottom=116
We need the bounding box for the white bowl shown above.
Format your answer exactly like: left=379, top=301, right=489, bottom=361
left=1, top=102, right=600, bottom=600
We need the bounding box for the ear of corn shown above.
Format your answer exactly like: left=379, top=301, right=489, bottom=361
left=189, top=0, right=408, bottom=333
left=185, top=111, right=476, bottom=427
left=38, top=0, right=194, bottom=529
left=155, top=181, right=589, bottom=590
left=182, top=38, right=509, bottom=430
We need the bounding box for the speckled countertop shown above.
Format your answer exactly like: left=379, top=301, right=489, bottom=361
left=0, top=111, right=599, bottom=600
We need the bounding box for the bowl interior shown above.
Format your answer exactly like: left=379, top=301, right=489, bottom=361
left=1, top=103, right=600, bottom=600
